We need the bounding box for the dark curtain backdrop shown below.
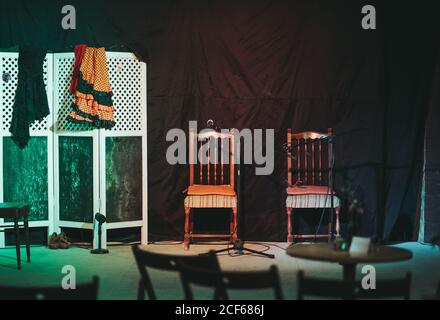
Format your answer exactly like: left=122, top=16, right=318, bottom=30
left=1, top=0, right=439, bottom=242
left=422, top=51, right=440, bottom=244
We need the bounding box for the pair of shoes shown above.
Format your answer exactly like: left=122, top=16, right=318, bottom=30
left=48, top=232, right=71, bottom=249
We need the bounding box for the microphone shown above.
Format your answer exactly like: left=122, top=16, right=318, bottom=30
left=206, top=119, right=221, bottom=131
left=282, top=143, right=296, bottom=160
left=282, top=142, right=312, bottom=159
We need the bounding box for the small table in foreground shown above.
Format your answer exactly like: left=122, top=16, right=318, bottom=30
left=0, top=202, right=31, bottom=269
left=286, top=243, right=412, bottom=282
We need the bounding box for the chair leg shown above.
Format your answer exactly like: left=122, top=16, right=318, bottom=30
left=137, top=280, right=145, bottom=300
left=184, top=207, right=191, bottom=250
left=229, top=221, right=234, bottom=240
left=231, top=207, right=238, bottom=243
left=14, top=218, right=21, bottom=270
left=335, top=207, right=341, bottom=238
left=287, top=208, right=293, bottom=244
left=24, top=216, right=30, bottom=262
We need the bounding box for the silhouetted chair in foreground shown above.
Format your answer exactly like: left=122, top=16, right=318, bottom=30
left=0, top=276, right=99, bottom=300
left=132, top=244, right=220, bottom=300
left=355, top=272, right=412, bottom=300
left=0, top=202, right=31, bottom=269
left=298, top=270, right=412, bottom=300
left=297, top=270, right=356, bottom=300
left=179, top=263, right=283, bottom=300
left=422, top=280, right=440, bottom=300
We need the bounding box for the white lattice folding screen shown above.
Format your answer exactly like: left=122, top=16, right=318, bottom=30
left=0, top=51, right=147, bottom=248
left=0, top=53, right=54, bottom=247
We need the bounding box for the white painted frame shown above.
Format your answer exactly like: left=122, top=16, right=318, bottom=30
left=0, top=53, right=54, bottom=247
left=0, top=52, right=148, bottom=248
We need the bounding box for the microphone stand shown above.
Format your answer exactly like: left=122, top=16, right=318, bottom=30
left=329, top=134, right=336, bottom=241
left=202, top=125, right=357, bottom=256
left=202, top=134, right=275, bottom=259
left=203, top=161, right=275, bottom=258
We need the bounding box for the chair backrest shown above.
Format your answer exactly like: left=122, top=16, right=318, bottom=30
left=132, top=245, right=220, bottom=300
left=179, top=263, right=284, bottom=300
left=189, top=128, right=234, bottom=188
left=297, top=270, right=356, bottom=300
left=0, top=276, right=99, bottom=300
left=355, top=272, right=412, bottom=300
left=298, top=271, right=412, bottom=300
left=287, top=128, right=333, bottom=186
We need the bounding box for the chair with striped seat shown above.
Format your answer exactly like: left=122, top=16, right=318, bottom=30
left=183, top=129, right=237, bottom=250
left=286, top=128, right=341, bottom=244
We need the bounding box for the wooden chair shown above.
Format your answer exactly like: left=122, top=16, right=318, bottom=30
left=355, top=272, right=412, bottom=300
left=179, top=263, right=283, bottom=300
left=0, top=276, right=99, bottom=300
left=184, top=129, right=237, bottom=250
left=286, top=129, right=341, bottom=244
left=0, top=202, right=31, bottom=269
left=131, top=244, right=221, bottom=300
left=297, top=270, right=356, bottom=299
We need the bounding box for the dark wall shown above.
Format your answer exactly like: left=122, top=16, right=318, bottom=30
left=145, top=0, right=439, bottom=241
left=422, top=52, right=440, bottom=243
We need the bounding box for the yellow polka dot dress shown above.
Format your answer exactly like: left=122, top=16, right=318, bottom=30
left=67, top=47, right=116, bottom=129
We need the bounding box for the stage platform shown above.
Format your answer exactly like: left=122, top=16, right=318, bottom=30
left=0, top=242, right=439, bottom=299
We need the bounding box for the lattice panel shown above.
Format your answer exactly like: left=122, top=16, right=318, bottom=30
left=1, top=55, right=50, bottom=133
left=108, top=56, right=144, bottom=132
left=54, top=56, right=86, bottom=131
left=55, top=54, right=144, bottom=132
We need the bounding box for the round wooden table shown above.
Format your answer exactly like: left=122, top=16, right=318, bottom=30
left=286, top=243, right=412, bottom=282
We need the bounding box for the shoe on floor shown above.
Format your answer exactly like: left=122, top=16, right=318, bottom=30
left=58, top=232, right=71, bottom=249
left=48, top=232, right=60, bottom=249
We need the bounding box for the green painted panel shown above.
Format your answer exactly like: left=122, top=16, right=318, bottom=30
left=59, top=136, right=94, bottom=222
left=106, top=137, right=142, bottom=222
left=3, top=137, right=48, bottom=221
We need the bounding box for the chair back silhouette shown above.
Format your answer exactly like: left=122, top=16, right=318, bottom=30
left=297, top=271, right=355, bottom=299
left=184, top=129, right=237, bottom=250
left=298, top=271, right=412, bottom=300
left=179, top=263, right=283, bottom=300
left=355, top=272, right=412, bottom=300
left=132, top=245, right=220, bottom=299
left=0, top=276, right=99, bottom=300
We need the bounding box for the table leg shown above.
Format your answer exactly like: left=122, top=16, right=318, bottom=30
left=341, top=263, right=357, bottom=282
left=14, top=218, right=21, bottom=270
left=24, top=216, right=30, bottom=262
